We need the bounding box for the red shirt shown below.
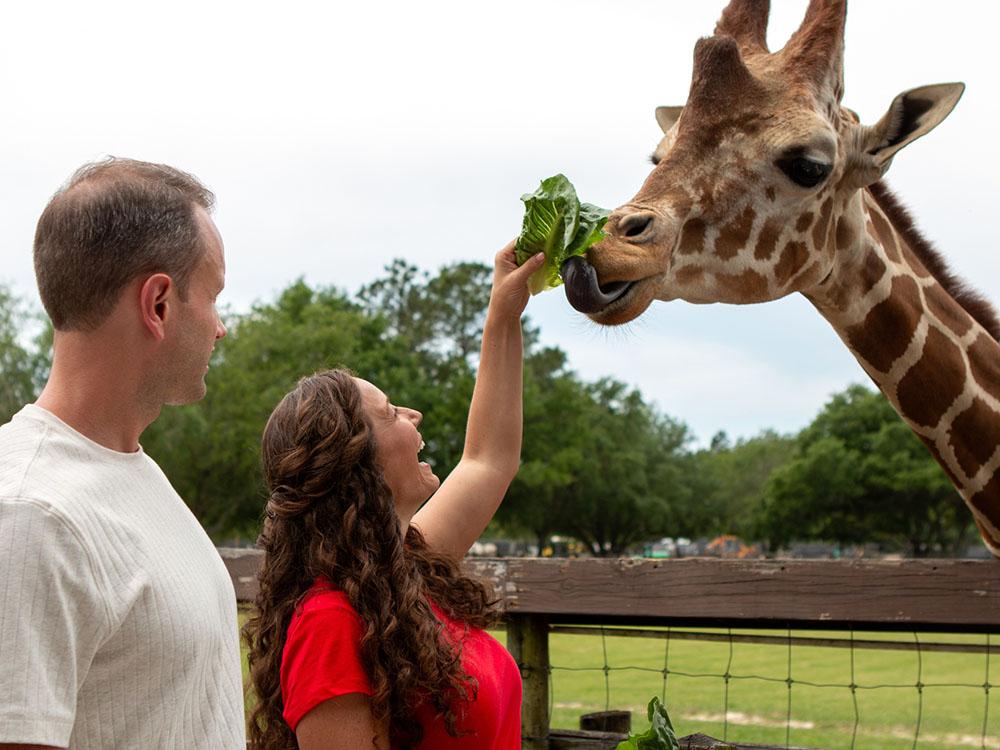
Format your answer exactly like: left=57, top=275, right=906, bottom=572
left=280, top=580, right=522, bottom=749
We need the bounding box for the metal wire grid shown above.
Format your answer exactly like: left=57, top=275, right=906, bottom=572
left=542, top=625, right=997, bottom=750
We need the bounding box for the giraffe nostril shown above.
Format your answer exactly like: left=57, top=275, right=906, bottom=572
left=618, top=212, right=655, bottom=240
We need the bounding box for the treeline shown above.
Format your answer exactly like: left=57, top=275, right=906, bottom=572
left=0, top=263, right=974, bottom=556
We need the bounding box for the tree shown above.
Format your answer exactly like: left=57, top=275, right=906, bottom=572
left=0, top=284, right=49, bottom=423
left=553, top=379, right=692, bottom=556
left=686, top=430, right=796, bottom=541
left=357, top=259, right=493, bottom=363
left=497, top=346, right=591, bottom=549
left=757, top=385, right=971, bottom=555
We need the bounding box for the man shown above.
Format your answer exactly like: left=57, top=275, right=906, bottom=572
left=0, top=159, right=246, bottom=748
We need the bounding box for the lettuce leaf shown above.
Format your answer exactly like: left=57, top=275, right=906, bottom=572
left=515, top=174, right=610, bottom=295
left=616, top=697, right=680, bottom=750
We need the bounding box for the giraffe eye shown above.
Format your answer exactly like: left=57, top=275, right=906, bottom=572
left=776, top=156, right=832, bottom=189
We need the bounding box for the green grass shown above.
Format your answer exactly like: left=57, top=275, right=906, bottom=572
left=238, top=611, right=998, bottom=749
left=545, top=628, right=998, bottom=750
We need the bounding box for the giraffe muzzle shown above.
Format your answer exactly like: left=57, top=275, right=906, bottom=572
left=561, top=256, right=633, bottom=314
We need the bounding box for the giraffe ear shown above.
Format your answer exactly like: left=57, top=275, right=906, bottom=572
left=655, top=106, right=684, bottom=134
left=865, top=83, right=965, bottom=170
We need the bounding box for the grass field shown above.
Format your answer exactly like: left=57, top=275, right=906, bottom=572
left=238, top=614, right=998, bottom=749
left=545, top=628, right=998, bottom=750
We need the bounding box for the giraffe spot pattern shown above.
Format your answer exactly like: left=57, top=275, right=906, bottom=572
left=795, top=261, right=823, bottom=290
left=795, top=212, right=814, bottom=233
left=715, top=206, right=755, bottom=260
left=902, top=243, right=932, bottom=279
left=774, top=241, right=809, bottom=287
left=857, top=251, right=888, bottom=297
left=924, top=439, right=964, bottom=488
left=765, top=186, right=776, bottom=202
left=675, top=265, right=705, bottom=287
left=755, top=220, right=781, bottom=261
left=896, top=327, right=967, bottom=429
left=870, top=210, right=901, bottom=263
left=811, top=197, right=833, bottom=251
left=678, top=219, right=706, bottom=255
left=828, top=249, right=887, bottom=314
left=835, top=218, right=854, bottom=250
left=846, top=276, right=921, bottom=373
left=950, top=398, right=1000, bottom=479
left=969, top=473, right=1000, bottom=534
left=925, top=285, right=973, bottom=339
left=968, top=333, right=1000, bottom=403
left=715, top=268, right=769, bottom=303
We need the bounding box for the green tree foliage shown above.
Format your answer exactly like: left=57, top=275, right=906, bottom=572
left=545, top=379, right=691, bottom=556
left=757, top=385, right=971, bottom=556
left=0, top=284, right=49, bottom=423
left=685, top=430, right=796, bottom=540
left=0, top=270, right=977, bottom=556
left=497, top=344, right=589, bottom=550
left=358, top=259, right=493, bottom=363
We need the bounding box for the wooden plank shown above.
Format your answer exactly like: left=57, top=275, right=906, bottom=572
left=500, top=557, right=1000, bottom=631
left=219, top=551, right=1000, bottom=631
left=219, top=547, right=263, bottom=603
left=547, top=730, right=821, bottom=750
left=679, top=733, right=819, bottom=750
left=549, top=728, right=625, bottom=749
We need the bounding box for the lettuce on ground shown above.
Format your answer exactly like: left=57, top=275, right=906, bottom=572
left=616, top=697, right=680, bottom=750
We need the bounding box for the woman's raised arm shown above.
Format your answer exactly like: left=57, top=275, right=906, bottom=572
left=411, top=243, right=543, bottom=560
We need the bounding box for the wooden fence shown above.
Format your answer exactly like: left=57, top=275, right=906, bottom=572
left=221, top=550, right=1000, bottom=749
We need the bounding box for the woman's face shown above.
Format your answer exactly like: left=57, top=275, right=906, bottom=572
left=355, top=378, right=440, bottom=518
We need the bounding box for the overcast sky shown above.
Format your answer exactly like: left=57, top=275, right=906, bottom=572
left=1, top=1, right=996, bottom=444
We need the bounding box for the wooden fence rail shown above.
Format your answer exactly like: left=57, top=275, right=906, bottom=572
left=220, top=550, right=1000, bottom=749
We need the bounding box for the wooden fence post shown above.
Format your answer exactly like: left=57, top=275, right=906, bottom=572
left=506, top=613, right=550, bottom=750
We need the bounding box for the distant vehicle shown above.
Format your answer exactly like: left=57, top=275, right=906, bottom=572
left=705, top=534, right=761, bottom=559
left=468, top=540, right=498, bottom=557
left=641, top=537, right=697, bottom=559
left=540, top=535, right=586, bottom=558
left=643, top=538, right=675, bottom=558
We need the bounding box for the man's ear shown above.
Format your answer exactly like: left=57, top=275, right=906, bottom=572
left=139, top=274, right=173, bottom=341
left=864, top=83, right=964, bottom=170
left=655, top=106, right=684, bottom=134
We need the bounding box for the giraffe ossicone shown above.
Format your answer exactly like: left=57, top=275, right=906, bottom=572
left=566, top=0, right=1000, bottom=556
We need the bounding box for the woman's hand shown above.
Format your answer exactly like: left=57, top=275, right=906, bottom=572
left=486, top=241, right=545, bottom=322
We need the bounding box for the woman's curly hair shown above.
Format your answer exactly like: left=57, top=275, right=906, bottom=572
left=243, top=369, right=500, bottom=749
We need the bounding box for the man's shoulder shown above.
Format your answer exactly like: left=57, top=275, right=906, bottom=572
left=0, top=406, right=169, bottom=502
left=0, top=407, right=52, bottom=495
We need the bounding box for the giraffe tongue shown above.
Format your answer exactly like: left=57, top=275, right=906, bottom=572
left=561, top=256, right=631, bottom=313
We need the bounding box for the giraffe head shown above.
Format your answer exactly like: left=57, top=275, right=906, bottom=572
left=566, top=0, right=964, bottom=325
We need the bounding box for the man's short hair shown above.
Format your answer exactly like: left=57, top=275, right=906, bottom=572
left=34, top=157, right=216, bottom=331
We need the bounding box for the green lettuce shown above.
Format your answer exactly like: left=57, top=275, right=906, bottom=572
left=616, top=697, right=680, bottom=750
left=515, top=174, right=610, bottom=295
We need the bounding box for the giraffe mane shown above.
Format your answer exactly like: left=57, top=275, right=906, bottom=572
left=868, top=180, right=1000, bottom=343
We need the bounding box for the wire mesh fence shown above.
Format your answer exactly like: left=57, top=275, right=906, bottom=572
left=540, top=625, right=998, bottom=750
left=223, top=551, right=1000, bottom=749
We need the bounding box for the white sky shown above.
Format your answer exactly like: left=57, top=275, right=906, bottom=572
left=1, top=1, right=996, bottom=444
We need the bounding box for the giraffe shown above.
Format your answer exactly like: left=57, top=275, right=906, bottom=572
left=560, top=0, right=1000, bottom=555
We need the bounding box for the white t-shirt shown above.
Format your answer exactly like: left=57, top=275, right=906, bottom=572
left=0, top=404, right=247, bottom=749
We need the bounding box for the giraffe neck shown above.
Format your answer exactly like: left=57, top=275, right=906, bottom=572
left=806, top=189, right=1000, bottom=555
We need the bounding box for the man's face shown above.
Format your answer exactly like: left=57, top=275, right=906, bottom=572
left=162, top=208, right=227, bottom=405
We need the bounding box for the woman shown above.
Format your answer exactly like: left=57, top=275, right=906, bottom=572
left=244, top=245, right=545, bottom=749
